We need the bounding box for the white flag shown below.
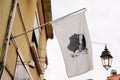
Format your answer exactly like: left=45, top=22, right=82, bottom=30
left=52, top=11, right=93, bottom=78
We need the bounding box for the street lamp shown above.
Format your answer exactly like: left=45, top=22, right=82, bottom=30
left=100, top=45, right=113, bottom=70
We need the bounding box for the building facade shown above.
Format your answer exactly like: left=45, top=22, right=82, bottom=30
left=107, top=69, right=120, bottom=80
left=107, top=74, right=120, bottom=80
left=0, top=0, right=53, bottom=80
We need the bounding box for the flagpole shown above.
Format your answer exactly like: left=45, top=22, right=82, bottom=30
left=11, top=8, right=86, bottom=39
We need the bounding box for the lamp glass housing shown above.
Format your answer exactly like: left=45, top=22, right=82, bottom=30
left=100, top=46, right=113, bottom=70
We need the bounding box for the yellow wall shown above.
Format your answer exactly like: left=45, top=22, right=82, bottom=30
left=0, top=0, right=52, bottom=80
left=0, top=0, right=12, bottom=59
left=1, top=68, right=12, bottom=80
left=10, top=0, right=40, bottom=79
left=6, top=41, right=17, bottom=77
left=18, top=0, right=37, bottom=43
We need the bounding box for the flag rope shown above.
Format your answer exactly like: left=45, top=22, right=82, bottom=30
left=91, top=41, right=120, bottom=46
left=91, top=41, right=107, bottom=45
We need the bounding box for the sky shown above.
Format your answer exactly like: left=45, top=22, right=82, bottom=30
left=45, top=0, right=120, bottom=80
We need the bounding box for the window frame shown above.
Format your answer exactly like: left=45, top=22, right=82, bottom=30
left=14, top=48, right=33, bottom=80
left=32, top=8, right=41, bottom=48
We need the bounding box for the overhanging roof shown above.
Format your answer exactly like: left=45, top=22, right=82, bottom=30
left=37, top=0, right=53, bottom=39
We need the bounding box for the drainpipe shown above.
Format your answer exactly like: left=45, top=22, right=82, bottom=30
left=0, top=0, right=18, bottom=78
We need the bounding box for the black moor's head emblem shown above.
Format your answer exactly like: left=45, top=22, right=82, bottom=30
left=67, top=33, right=88, bottom=58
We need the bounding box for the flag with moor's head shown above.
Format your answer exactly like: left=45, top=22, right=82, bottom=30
left=52, top=11, right=93, bottom=78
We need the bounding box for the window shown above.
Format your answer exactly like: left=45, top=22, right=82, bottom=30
left=14, top=49, right=31, bottom=80
left=32, top=9, right=41, bottom=47
left=14, top=56, right=31, bottom=80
